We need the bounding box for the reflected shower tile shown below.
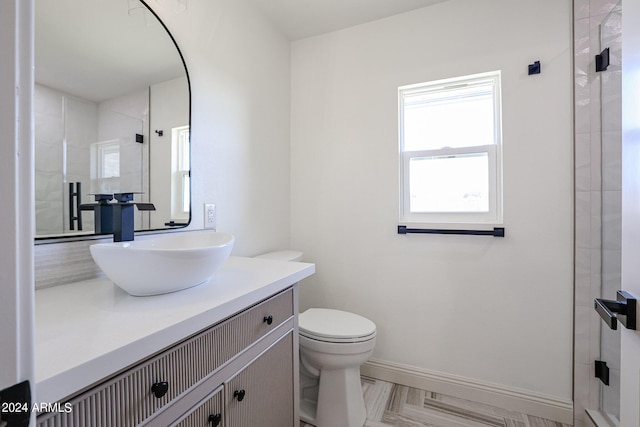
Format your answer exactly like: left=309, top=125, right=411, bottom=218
left=590, top=194, right=602, bottom=249
left=35, top=144, right=63, bottom=173
left=575, top=134, right=591, bottom=191
left=601, top=366, right=620, bottom=418
left=574, top=17, right=590, bottom=60
left=602, top=190, right=622, bottom=250
left=576, top=191, right=591, bottom=247
left=575, top=0, right=590, bottom=19
left=575, top=307, right=591, bottom=364
left=601, top=71, right=622, bottom=132
left=35, top=172, right=64, bottom=201
left=589, top=77, right=601, bottom=134
left=590, top=133, right=602, bottom=191
left=591, top=248, right=602, bottom=276
left=602, top=130, right=622, bottom=191
left=602, top=249, right=621, bottom=288
left=600, top=326, right=620, bottom=370
left=573, top=362, right=591, bottom=416
left=588, top=374, right=601, bottom=410
left=575, top=87, right=591, bottom=136
left=590, top=0, right=619, bottom=17
left=575, top=248, right=591, bottom=307
left=589, top=310, right=602, bottom=363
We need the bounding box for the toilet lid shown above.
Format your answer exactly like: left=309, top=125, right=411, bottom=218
left=299, top=308, right=376, bottom=342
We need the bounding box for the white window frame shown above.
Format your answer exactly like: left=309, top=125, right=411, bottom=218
left=398, top=71, right=503, bottom=226
left=171, top=125, right=190, bottom=220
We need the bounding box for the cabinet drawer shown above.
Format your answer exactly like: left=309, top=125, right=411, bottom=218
left=172, top=386, right=223, bottom=427
left=37, top=288, right=293, bottom=427
left=225, top=332, right=294, bottom=427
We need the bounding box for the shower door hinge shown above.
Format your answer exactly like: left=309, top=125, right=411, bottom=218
left=595, top=360, right=610, bottom=386
left=596, top=47, right=610, bottom=72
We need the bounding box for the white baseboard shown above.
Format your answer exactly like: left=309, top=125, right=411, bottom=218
left=361, top=358, right=573, bottom=425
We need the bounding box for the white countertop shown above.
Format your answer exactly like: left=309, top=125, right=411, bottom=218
left=35, top=256, right=315, bottom=404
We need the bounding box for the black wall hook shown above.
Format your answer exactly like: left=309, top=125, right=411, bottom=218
left=155, top=129, right=164, bottom=137
left=528, top=61, right=541, bottom=75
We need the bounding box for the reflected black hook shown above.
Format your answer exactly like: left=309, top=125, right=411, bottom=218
left=155, top=129, right=164, bottom=137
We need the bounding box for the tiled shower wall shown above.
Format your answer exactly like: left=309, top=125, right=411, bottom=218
left=34, top=85, right=97, bottom=236
left=573, top=0, right=622, bottom=425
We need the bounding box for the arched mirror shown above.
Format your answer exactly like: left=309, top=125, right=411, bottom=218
left=34, top=0, right=190, bottom=240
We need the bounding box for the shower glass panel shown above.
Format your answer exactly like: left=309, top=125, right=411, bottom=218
left=34, top=88, right=145, bottom=237
left=599, top=1, right=622, bottom=424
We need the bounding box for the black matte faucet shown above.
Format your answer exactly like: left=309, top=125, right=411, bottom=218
left=79, top=194, right=115, bottom=234
left=80, top=192, right=155, bottom=241
left=113, top=193, right=136, bottom=242
left=112, top=192, right=156, bottom=242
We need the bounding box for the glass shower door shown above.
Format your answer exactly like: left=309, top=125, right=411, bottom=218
left=599, top=2, right=622, bottom=424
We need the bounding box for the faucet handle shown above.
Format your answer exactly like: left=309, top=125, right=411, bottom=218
left=92, top=193, right=113, bottom=203
left=114, top=192, right=135, bottom=203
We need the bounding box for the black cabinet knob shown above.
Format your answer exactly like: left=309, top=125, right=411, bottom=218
left=151, top=381, right=169, bottom=399
left=233, top=389, right=246, bottom=402
left=208, top=413, right=222, bottom=426
left=263, top=315, right=273, bottom=325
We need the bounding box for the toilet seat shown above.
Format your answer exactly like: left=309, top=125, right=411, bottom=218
left=299, top=308, right=376, bottom=343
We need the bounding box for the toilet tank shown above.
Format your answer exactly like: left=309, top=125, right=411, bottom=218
left=254, top=250, right=303, bottom=262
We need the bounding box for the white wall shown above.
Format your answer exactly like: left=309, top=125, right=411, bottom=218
left=151, top=0, right=292, bottom=256
left=0, top=0, right=35, bottom=411
left=291, top=0, right=574, bottom=406
left=149, top=76, right=189, bottom=228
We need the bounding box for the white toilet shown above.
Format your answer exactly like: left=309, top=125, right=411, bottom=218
left=254, top=251, right=377, bottom=427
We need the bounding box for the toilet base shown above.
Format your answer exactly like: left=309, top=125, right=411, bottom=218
left=300, top=398, right=317, bottom=425
left=300, top=367, right=367, bottom=427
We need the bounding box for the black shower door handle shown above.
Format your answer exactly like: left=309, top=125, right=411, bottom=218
left=594, top=290, right=637, bottom=330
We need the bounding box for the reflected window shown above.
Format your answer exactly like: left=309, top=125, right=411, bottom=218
left=171, top=125, right=190, bottom=219
left=90, top=139, right=122, bottom=195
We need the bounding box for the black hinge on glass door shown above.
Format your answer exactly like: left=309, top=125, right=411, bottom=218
left=596, top=47, right=610, bottom=72
left=595, top=360, right=610, bottom=386
left=0, top=380, right=31, bottom=426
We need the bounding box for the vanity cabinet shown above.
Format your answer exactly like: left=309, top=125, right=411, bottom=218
left=224, top=333, right=293, bottom=427
left=171, top=332, right=294, bottom=427
left=36, top=287, right=297, bottom=427
left=173, top=386, right=223, bottom=427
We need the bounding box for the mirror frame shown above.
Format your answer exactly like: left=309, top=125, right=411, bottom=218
left=34, top=0, right=192, bottom=244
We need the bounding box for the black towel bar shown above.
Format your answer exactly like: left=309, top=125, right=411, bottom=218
left=397, top=226, right=505, bottom=237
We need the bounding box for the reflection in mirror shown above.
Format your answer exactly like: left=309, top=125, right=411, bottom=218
left=34, top=0, right=190, bottom=239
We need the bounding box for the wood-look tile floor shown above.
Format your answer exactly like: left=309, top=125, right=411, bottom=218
left=300, top=376, right=572, bottom=427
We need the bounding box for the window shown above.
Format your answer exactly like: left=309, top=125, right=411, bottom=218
left=90, top=139, right=121, bottom=194
left=171, top=125, right=190, bottom=219
left=399, top=71, right=503, bottom=225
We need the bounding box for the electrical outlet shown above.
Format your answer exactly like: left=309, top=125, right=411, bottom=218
left=204, top=203, right=216, bottom=230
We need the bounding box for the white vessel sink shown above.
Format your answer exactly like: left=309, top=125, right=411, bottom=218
left=90, top=231, right=234, bottom=296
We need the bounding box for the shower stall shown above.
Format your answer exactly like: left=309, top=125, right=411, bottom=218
left=34, top=86, right=145, bottom=237
left=589, top=2, right=623, bottom=425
